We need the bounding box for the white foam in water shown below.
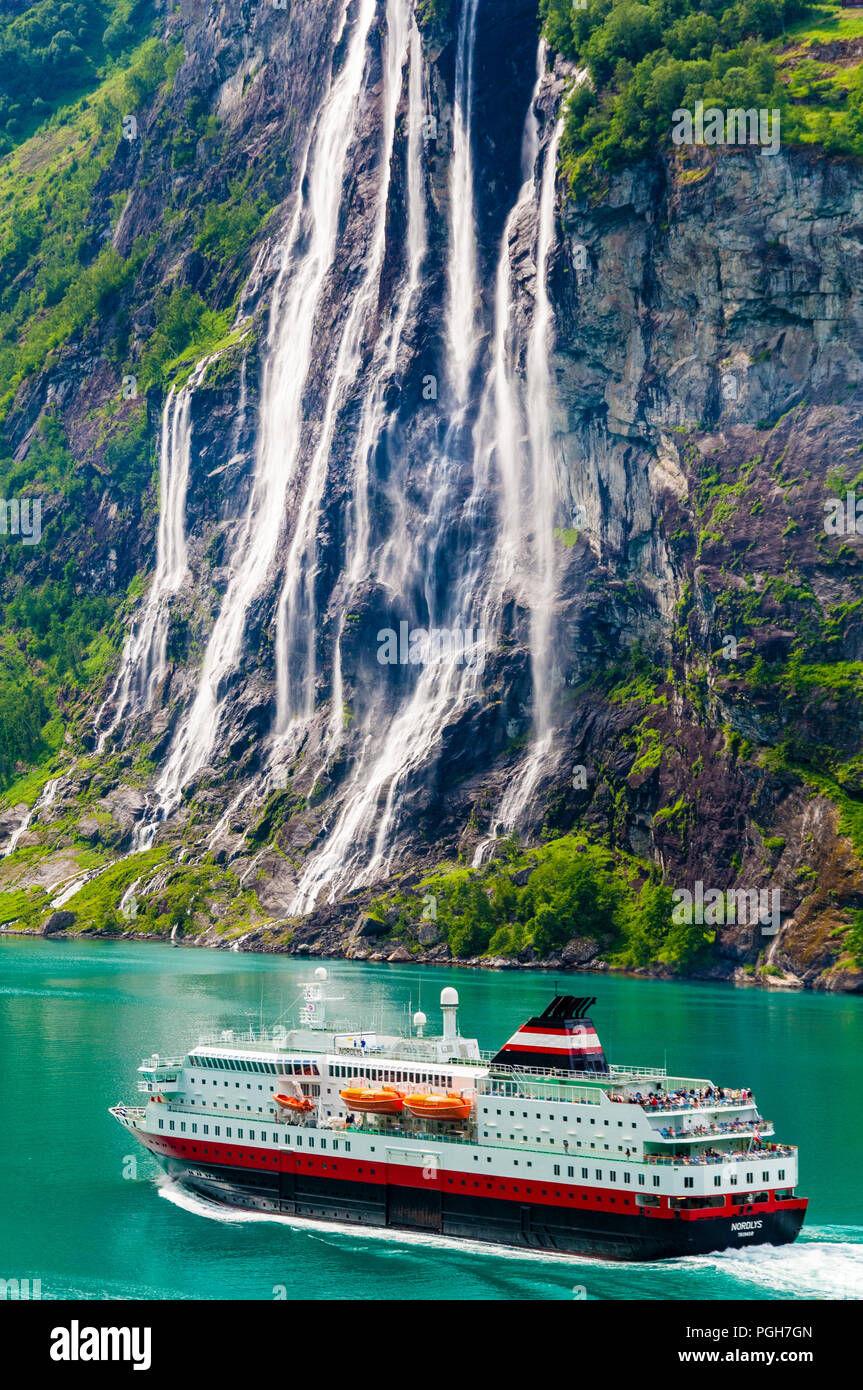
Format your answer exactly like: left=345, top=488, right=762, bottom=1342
left=156, top=1177, right=590, bottom=1270
left=669, top=1229, right=863, bottom=1300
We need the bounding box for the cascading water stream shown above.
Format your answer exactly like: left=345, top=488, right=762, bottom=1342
left=95, top=358, right=211, bottom=748
left=287, top=0, right=488, bottom=911
left=133, top=0, right=378, bottom=846
left=480, top=116, right=565, bottom=849
left=291, top=39, right=566, bottom=906
left=273, top=0, right=418, bottom=736
left=2, top=775, right=61, bottom=858
left=447, top=0, right=481, bottom=407
left=327, top=14, right=429, bottom=747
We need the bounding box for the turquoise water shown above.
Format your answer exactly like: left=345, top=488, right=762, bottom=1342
left=1, top=936, right=861, bottom=1300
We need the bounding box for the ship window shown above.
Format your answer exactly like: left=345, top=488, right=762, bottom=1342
left=653, top=1176, right=660, bottom=1187
left=746, top=1172, right=754, bottom=1184
left=609, top=1171, right=616, bottom=1182
left=180, top=1122, right=186, bottom=1133
left=730, top=1175, right=737, bottom=1185
left=192, top=1125, right=197, bottom=1134
left=169, top=1121, right=175, bottom=1131
left=638, top=1174, right=644, bottom=1186
left=554, top=1165, right=560, bottom=1176
left=778, top=1169, right=785, bottom=1180
left=595, top=1169, right=602, bottom=1179
left=623, top=1173, right=630, bottom=1183
left=581, top=1168, right=588, bottom=1179
left=215, top=1127, right=220, bottom=1136
left=158, top=1119, right=164, bottom=1130
left=567, top=1167, right=574, bottom=1178
left=762, top=1171, right=769, bottom=1182
left=684, top=1177, right=693, bottom=1188
left=715, top=1176, right=722, bottom=1186
left=226, top=1128, right=232, bottom=1137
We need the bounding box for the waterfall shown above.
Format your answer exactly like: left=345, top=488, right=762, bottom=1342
left=2, top=775, right=60, bottom=858
left=287, top=0, right=489, bottom=911
left=484, top=116, right=565, bottom=844
left=95, top=359, right=210, bottom=748
left=446, top=0, right=481, bottom=406
left=273, top=0, right=419, bottom=736
left=107, top=3, right=567, bottom=908
left=289, top=41, right=565, bottom=903
left=134, top=0, right=379, bottom=843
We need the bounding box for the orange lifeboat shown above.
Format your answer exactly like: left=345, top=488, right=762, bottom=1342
left=339, top=1086, right=404, bottom=1115
left=403, top=1092, right=472, bottom=1122
left=273, top=1093, right=314, bottom=1113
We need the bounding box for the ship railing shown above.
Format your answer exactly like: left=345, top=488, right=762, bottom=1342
left=477, top=1077, right=603, bottom=1105
left=480, top=1062, right=667, bottom=1085
left=112, top=1105, right=146, bottom=1121
left=639, top=1097, right=754, bottom=1115
left=645, top=1145, right=796, bottom=1166
left=155, top=1100, right=313, bottom=1126
left=139, top=1055, right=186, bottom=1070
left=648, top=1120, right=772, bottom=1142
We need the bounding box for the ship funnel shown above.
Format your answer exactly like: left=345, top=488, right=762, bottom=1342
left=491, top=995, right=609, bottom=1074
left=440, top=987, right=459, bottom=1041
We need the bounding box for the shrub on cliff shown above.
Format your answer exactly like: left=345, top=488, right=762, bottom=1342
left=539, top=0, right=851, bottom=188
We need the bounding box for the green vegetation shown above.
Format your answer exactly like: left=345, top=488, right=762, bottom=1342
left=0, top=34, right=180, bottom=412
left=540, top=0, right=863, bottom=190
left=417, top=0, right=453, bottom=28
left=0, top=849, right=266, bottom=937
left=380, top=832, right=712, bottom=971
left=0, top=0, right=149, bottom=151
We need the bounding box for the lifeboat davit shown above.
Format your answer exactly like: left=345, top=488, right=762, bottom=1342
left=403, top=1092, right=472, bottom=1122
left=339, top=1086, right=404, bottom=1115
left=273, top=1093, right=314, bottom=1113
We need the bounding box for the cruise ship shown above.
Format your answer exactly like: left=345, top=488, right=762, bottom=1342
left=111, top=976, right=807, bottom=1259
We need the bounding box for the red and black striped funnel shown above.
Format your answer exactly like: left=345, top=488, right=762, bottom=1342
left=492, top=996, right=609, bottom=1073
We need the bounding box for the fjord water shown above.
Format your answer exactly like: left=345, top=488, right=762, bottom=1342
left=1, top=937, right=860, bottom=1302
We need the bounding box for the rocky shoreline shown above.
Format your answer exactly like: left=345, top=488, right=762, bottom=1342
left=4, top=919, right=859, bottom=994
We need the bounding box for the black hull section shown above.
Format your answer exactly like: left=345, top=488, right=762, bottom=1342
left=157, top=1155, right=806, bottom=1261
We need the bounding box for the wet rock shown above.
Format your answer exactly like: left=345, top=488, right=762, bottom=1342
left=42, top=910, right=76, bottom=935
left=353, top=914, right=389, bottom=939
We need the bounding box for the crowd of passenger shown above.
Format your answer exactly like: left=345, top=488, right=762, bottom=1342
left=657, top=1118, right=763, bottom=1139
left=610, top=1084, right=753, bottom=1112
left=647, top=1141, right=795, bottom=1166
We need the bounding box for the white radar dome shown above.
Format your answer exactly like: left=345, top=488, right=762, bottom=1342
left=314, top=967, right=328, bottom=980
left=440, top=987, right=459, bottom=1007
left=413, top=1011, right=427, bottom=1028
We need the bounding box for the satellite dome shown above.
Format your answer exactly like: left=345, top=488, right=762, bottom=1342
left=413, top=1010, right=427, bottom=1028
left=440, top=987, right=459, bottom=1007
